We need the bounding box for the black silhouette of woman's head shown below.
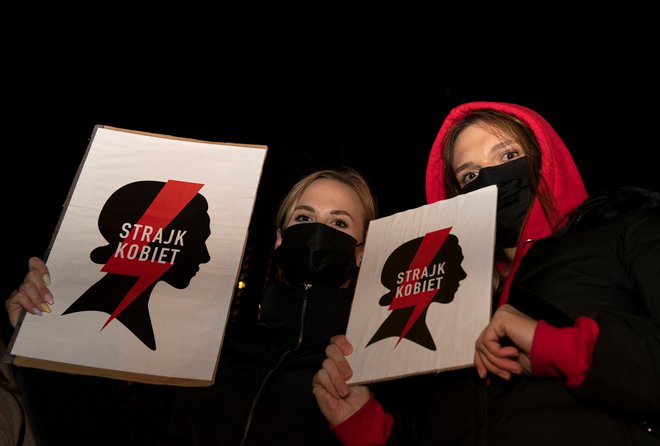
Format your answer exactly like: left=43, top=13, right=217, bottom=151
left=90, top=180, right=211, bottom=288
left=63, top=180, right=211, bottom=350
left=367, top=231, right=467, bottom=350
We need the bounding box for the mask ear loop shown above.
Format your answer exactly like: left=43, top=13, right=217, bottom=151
left=355, top=241, right=366, bottom=267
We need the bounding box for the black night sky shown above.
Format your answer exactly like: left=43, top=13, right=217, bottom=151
left=3, top=53, right=658, bottom=337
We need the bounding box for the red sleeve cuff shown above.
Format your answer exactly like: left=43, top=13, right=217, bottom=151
left=331, top=393, right=393, bottom=446
left=531, top=316, right=600, bottom=388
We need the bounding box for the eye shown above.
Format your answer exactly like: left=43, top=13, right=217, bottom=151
left=502, top=148, right=523, bottom=163
left=293, top=214, right=312, bottom=223
left=459, top=170, right=479, bottom=187
left=330, top=218, right=348, bottom=229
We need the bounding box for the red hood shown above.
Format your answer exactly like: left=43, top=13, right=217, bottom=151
left=425, top=101, right=588, bottom=304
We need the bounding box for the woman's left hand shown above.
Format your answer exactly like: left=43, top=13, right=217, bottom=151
left=312, top=335, right=371, bottom=426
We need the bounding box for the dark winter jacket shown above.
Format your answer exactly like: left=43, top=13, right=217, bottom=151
left=338, top=187, right=660, bottom=445
left=499, top=185, right=660, bottom=443
left=15, top=281, right=355, bottom=446
left=162, top=281, right=354, bottom=445
left=449, top=186, right=659, bottom=445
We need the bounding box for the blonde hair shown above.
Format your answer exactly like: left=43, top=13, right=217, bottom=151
left=275, top=167, right=378, bottom=239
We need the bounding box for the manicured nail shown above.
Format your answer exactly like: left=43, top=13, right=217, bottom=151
left=31, top=307, right=43, bottom=316
left=39, top=303, right=52, bottom=313
left=44, top=293, right=54, bottom=305
left=43, top=274, right=51, bottom=286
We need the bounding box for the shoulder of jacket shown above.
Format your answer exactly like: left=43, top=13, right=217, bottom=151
left=568, top=186, right=660, bottom=230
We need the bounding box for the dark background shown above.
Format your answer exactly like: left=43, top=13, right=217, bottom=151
left=3, top=71, right=659, bottom=338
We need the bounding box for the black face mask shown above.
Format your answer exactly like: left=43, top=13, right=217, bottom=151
left=273, top=222, right=359, bottom=287
left=460, top=157, right=533, bottom=248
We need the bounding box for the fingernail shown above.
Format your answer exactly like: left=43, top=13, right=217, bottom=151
left=43, top=274, right=51, bottom=286
left=31, top=307, right=43, bottom=316
left=44, top=293, right=54, bottom=305
left=39, top=303, right=52, bottom=313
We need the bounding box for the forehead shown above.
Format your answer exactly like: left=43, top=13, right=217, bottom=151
left=299, top=178, right=364, bottom=214
left=453, top=123, right=508, bottom=161
left=455, top=123, right=502, bottom=148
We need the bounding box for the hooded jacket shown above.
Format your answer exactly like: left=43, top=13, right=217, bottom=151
left=334, top=102, right=660, bottom=445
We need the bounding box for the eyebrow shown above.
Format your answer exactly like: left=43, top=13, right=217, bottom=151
left=294, top=205, right=355, bottom=221
left=454, top=139, right=516, bottom=175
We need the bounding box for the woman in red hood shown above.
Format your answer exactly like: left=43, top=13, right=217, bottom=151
left=314, top=102, right=660, bottom=445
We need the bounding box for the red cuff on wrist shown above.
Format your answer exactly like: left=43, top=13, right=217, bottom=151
left=531, top=317, right=599, bottom=388
left=331, top=393, right=393, bottom=446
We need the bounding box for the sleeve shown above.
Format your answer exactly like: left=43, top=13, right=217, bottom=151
left=535, top=209, right=660, bottom=415
left=331, top=393, right=393, bottom=446
left=579, top=209, right=660, bottom=414
left=531, top=317, right=599, bottom=388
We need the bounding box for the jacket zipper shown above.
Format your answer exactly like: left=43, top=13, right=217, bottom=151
left=239, top=283, right=311, bottom=445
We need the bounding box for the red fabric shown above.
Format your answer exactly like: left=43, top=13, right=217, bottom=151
left=331, top=393, right=393, bottom=446
left=531, top=317, right=600, bottom=388
left=424, top=101, right=588, bottom=306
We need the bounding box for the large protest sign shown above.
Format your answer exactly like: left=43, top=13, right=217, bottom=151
left=7, top=126, right=267, bottom=386
left=346, top=186, right=496, bottom=385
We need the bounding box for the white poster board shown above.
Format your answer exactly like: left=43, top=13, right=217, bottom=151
left=346, top=186, right=497, bottom=385
left=7, top=126, right=267, bottom=386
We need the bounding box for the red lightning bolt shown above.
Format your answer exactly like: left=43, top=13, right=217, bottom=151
left=388, top=227, right=451, bottom=347
left=99, top=180, right=204, bottom=331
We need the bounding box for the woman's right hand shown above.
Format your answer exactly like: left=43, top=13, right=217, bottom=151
left=474, top=304, right=535, bottom=379
left=5, top=257, right=53, bottom=328
left=312, top=334, right=371, bottom=426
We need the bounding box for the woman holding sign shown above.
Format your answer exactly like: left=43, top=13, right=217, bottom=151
left=5, top=167, right=405, bottom=445
left=313, top=102, right=660, bottom=444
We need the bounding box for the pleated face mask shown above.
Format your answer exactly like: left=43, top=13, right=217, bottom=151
left=274, top=222, right=359, bottom=287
